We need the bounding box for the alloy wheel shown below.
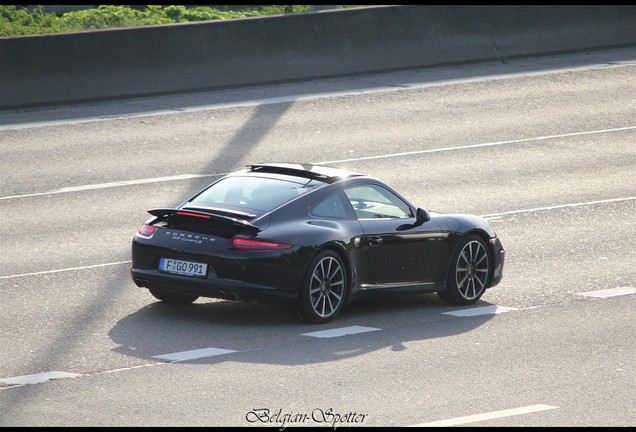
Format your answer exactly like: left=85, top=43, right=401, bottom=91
left=309, top=256, right=345, bottom=318
left=455, top=240, right=489, bottom=300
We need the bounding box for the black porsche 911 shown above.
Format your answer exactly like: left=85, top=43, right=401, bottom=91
left=131, top=163, right=505, bottom=323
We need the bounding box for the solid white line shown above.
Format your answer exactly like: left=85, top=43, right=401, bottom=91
left=1, top=57, right=632, bottom=132
left=152, top=347, right=237, bottom=362
left=481, top=196, right=636, bottom=218
left=410, top=404, right=559, bottom=427
left=577, top=287, right=636, bottom=298
left=315, top=125, right=636, bottom=165
left=442, top=305, right=518, bottom=317
left=1, top=192, right=634, bottom=281
left=301, top=325, right=381, bottom=338
left=0, top=260, right=131, bottom=280
left=0, top=371, right=82, bottom=386
left=55, top=174, right=217, bottom=192
left=2, top=126, right=633, bottom=201
left=0, top=173, right=222, bottom=201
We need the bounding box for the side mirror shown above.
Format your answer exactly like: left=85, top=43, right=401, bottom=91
left=415, top=207, right=430, bottom=226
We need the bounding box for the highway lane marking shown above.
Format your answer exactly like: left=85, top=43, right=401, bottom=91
left=1, top=56, right=633, bottom=132
left=442, top=305, right=518, bottom=317
left=0, top=183, right=633, bottom=282
left=152, top=347, right=237, bottom=362
left=577, top=287, right=636, bottom=298
left=0, top=260, right=132, bottom=280
left=315, top=125, right=636, bottom=164
left=301, top=325, right=381, bottom=338
left=1, top=125, right=634, bottom=201
left=0, top=173, right=223, bottom=201
left=0, top=371, right=82, bottom=387
left=481, top=196, right=636, bottom=218
left=410, top=404, right=559, bottom=427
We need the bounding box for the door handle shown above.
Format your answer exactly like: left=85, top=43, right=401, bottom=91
left=368, top=236, right=383, bottom=246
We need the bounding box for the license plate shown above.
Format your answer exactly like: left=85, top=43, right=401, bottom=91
left=159, top=258, right=208, bottom=278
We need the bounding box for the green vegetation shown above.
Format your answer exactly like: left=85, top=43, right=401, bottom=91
left=0, top=5, right=349, bottom=37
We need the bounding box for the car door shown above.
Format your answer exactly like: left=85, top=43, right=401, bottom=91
left=343, top=183, right=447, bottom=287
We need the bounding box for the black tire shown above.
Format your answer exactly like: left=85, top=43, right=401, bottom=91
left=298, top=250, right=348, bottom=324
left=149, top=287, right=198, bottom=304
left=438, top=234, right=491, bottom=305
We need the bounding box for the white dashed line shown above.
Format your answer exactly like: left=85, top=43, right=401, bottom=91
left=152, top=347, right=237, bottom=362
left=301, top=325, right=381, bottom=338
left=577, top=287, right=636, bottom=298
left=0, top=371, right=82, bottom=386
left=410, top=404, right=559, bottom=427
left=442, top=305, right=519, bottom=317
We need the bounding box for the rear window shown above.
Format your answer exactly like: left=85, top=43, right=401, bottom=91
left=190, top=175, right=320, bottom=214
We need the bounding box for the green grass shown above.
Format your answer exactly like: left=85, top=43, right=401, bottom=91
left=0, top=5, right=361, bottom=38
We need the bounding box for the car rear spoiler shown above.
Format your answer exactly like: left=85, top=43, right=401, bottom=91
left=147, top=208, right=261, bottom=233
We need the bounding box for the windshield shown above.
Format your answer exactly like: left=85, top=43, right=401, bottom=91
left=189, top=175, right=320, bottom=215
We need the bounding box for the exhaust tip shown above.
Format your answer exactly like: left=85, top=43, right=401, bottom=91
left=134, top=278, right=152, bottom=288
left=217, top=290, right=241, bottom=301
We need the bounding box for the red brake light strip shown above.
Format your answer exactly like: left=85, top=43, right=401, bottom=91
left=176, top=211, right=211, bottom=219
left=232, top=238, right=291, bottom=250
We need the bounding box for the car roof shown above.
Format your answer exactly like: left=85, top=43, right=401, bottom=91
left=244, top=163, right=364, bottom=184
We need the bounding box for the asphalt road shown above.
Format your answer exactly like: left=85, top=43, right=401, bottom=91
left=0, top=47, right=634, bottom=426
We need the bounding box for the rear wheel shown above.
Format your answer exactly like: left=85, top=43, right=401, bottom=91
left=298, top=250, right=347, bottom=324
left=149, top=287, right=198, bottom=304
left=438, top=235, right=490, bottom=305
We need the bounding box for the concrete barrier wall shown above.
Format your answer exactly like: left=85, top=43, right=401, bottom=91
left=1, top=5, right=635, bottom=109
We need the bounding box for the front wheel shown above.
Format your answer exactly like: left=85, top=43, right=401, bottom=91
left=298, top=250, right=348, bottom=324
left=438, top=235, right=491, bottom=305
left=149, top=287, right=198, bottom=304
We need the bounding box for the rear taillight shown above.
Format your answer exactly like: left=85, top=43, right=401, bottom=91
left=137, top=224, right=157, bottom=239
left=232, top=237, right=292, bottom=250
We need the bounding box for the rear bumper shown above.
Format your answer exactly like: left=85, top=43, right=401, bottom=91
left=131, top=267, right=298, bottom=302
left=131, top=235, right=312, bottom=302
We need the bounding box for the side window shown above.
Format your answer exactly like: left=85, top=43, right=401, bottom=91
left=344, top=185, right=413, bottom=219
left=310, top=192, right=349, bottom=219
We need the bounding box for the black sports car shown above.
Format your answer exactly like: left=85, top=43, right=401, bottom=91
left=131, top=163, right=505, bottom=323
